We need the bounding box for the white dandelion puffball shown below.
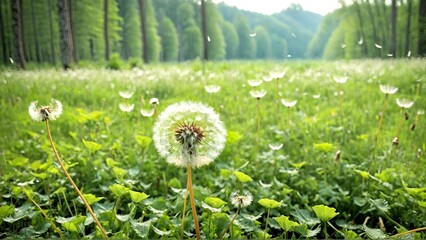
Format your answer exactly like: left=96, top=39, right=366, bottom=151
left=379, top=85, right=398, bottom=95
left=119, top=103, right=135, bottom=112
left=204, top=85, right=221, bottom=94
left=263, top=75, right=273, bottom=82
left=247, top=79, right=263, bottom=87
left=396, top=98, right=414, bottom=109
left=269, top=143, right=283, bottom=151
left=281, top=99, right=297, bottom=108
left=150, top=98, right=160, bottom=105
left=141, top=108, right=155, bottom=117
left=333, top=76, right=348, bottom=84
left=153, top=101, right=227, bottom=168
left=118, top=91, right=134, bottom=99
left=29, top=99, right=63, bottom=121
left=250, top=89, right=267, bottom=99
left=270, top=70, right=286, bottom=79
left=230, top=190, right=253, bottom=208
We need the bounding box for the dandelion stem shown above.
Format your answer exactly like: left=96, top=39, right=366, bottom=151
left=375, top=94, right=388, bottom=146
left=220, top=205, right=241, bottom=239
left=181, top=178, right=189, bottom=239
left=287, top=106, right=291, bottom=126
left=257, top=99, right=261, bottom=145
left=264, top=208, right=270, bottom=239
left=45, top=120, right=108, bottom=238
left=187, top=164, right=201, bottom=240
left=338, top=83, right=344, bottom=126
left=396, top=108, right=404, bottom=139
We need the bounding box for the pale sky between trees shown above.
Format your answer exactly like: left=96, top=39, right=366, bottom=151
left=212, top=0, right=342, bottom=15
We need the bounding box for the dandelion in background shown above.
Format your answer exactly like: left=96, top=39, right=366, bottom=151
left=393, top=98, right=414, bottom=148
left=140, top=108, right=155, bottom=117
left=118, top=90, right=134, bottom=99
left=119, top=103, right=135, bottom=112
left=269, top=143, right=283, bottom=173
left=333, top=76, right=348, bottom=125
left=28, top=99, right=108, bottom=238
left=248, top=79, right=263, bottom=87
left=281, top=99, right=297, bottom=126
left=250, top=89, right=267, bottom=145
left=270, top=70, right=286, bottom=110
left=149, top=97, right=159, bottom=118
left=153, top=101, right=226, bottom=240
left=263, top=75, right=273, bottom=82
left=220, top=191, right=252, bottom=239
left=204, top=85, right=221, bottom=94
left=374, top=85, right=398, bottom=146
left=411, top=110, right=424, bottom=131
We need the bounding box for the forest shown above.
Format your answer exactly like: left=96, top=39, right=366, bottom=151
left=0, top=0, right=425, bottom=69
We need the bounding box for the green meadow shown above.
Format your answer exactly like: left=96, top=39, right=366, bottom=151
left=1, top=59, right=425, bottom=239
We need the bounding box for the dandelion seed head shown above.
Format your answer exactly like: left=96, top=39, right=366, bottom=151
left=379, top=85, right=398, bottom=95
left=333, top=76, right=348, bottom=84
left=270, top=70, right=286, bottom=79
left=269, top=143, right=283, bottom=151
left=250, top=89, right=267, bottom=99
left=248, top=79, right=263, bottom=87
left=119, top=103, right=135, bottom=112
left=141, top=108, right=155, bottom=117
left=312, top=94, right=321, bottom=99
left=119, top=91, right=134, bottom=99
left=230, top=190, right=253, bottom=208
left=263, top=76, right=273, bottom=82
left=150, top=98, right=160, bottom=105
left=281, top=99, right=297, bottom=108
left=153, top=101, right=227, bottom=168
left=29, top=99, right=63, bottom=121
left=205, top=85, right=221, bottom=94
left=396, top=98, right=414, bottom=109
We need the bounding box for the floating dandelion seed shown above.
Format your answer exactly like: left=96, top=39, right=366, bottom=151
left=205, top=85, right=221, bottom=94
left=313, top=94, right=321, bottom=99
left=249, top=32, right=256, bottom=37
left=407, top=51, right=411, bottom=57
left=380, top=85, right=398, bottom=95
left=248, top=79, right=263, bottom=87
left=250, top=89, right=267, bottom=99
left=263, top=75, right=273, bottom=82
left=387, top=53, right=393, bottom=57
left=358, top=37, right=363, bottom=45
left=287, top=54, right=292, bottom=58
left=153, top=101, right=226, bottom=168
left=29, top=99, right=63, bottom=122
left=118, top=91, right=134, bottom=99
left=333, top=76, right=348, bottom=84
left=141, top=108, right=155, bottom=117
left=396, top=98, right=414, bottom=109
left=230, top=190, right=253, bottom=208
left=207, top=36, right=211, bottom=42
left=119, top=103, right=135, bottom=112
left=375, top=43, right=382, bottom=49
left=269, top=143, right=283, bottom=151
left=291, top=32, right=296, bottom=38
left=281, top=99, right=297, bottom=108
left=341, top=44, right=346, bottom=49
left=9, top=57, right=14, bottom=64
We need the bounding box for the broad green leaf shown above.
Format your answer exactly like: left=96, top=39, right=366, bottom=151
left=8, top=157, right=28, bottom=167
left=87, top=111, right=104, bottom=121
left=313, top=143, right=336, bottom=152
left=354, top=170, right=370, bottom=180
left=418, top=201, right=426, bottom=207
left=234, top=171, right=253, bottom=183
left=363, top=225, right=388, bottom=239
left=131, top=219, right=153, bottom=238
left=293, top=223, right=321, bottom=237
left=116, top=213, right=130, bottom=222
left=106, top=158, right=119, bottom=168
left=0, top=205, right=14, bottom=218
left=205, top=197, right=226, bottom=208
left=113, top=167, right=127, bottom=179
left=227, top=131, right=242, bottom=144
left=167, top=178, right=182, bottom=189
left=81, top=194, right=104, bottom=205
left=312, top=205, right=339, bottom=222
left=151, top=226, right=172, bottom=236
left=258, top=198, right=281, bottom=209
left=56, top=215, right=86, bottom=232
left=274, top=215, right=299, bottom=232
left=135, top=135, right=152, bottom=148
left=345, top=230, right=361, bottom=239
left=30, top=172, right=47, bottom=180
left=82, top=139, right=102, bottom=152
left=201, top=202, right=222, bottom=213
left=109, top=184, right=129, bottom=197
left=129, top=190, right=149, bottom=203
left=220, top=169, right=232, bottom=178
left=291, top=162, right=306, bottom=169
left=3, top=203, right=31, bottom=223
left=368, top=198, right=389, bottom=213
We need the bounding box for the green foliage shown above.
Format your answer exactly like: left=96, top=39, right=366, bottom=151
left=221, top=21, right=239, bottom=59
left=119, top=0, right=142, bottom=59
left=204, top=197, right=226, bottom=208
left=107, top=53, right=124, bottom=70
left=274, top=215, right=299, bottom=232
left=234, top=171, right=253, bottom=183
left=159, top=17, right=178, bottom=62
left=233, top=14, right=255, bottom=59
left=143, top=0, right=161, bottom=63
left=312, top=204, right=339, bottom=222
left=258, top=198, right=281, bottom=209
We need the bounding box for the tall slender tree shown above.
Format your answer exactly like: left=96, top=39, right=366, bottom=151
left=390, top=0, right=397, bottom=57
left=104, top=0, right=109, bottom=60
left=139, top=0, right=148, bottom=63
left=11, top=0, right=26, bottom=69
left=0, top=1, right=8, bottom=64
left=57, top=0, right=74, bottom=69
left=200, top=0, right=208, bottom=60
left=30, top=0, right=41, bottom=62
left=405, top=0, right=413, bottom=56
left=47, top=0, right=56, bottom=64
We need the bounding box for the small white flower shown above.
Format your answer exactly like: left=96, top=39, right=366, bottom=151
left=205, top=85, right=221, bottom=94
left=396, top=98, right=414, bottom=109
left=29, top=99, right=63, bottom=121
left=270, top=70, right=286, bottom=79
left=333, top=76, right=348, bottom=84
left=250, top=89, right=267, bottom=99
left=379, top=85, right=398, bottom=95
left=150, top=98, right=160, bottom=105
left=119, top=103, right=135, bottom=112
left=312, top=94, right=321, bottom=99
left=281, top=99, right=297, bottom=108
left=153, top=101, right=227, bottom=168
left=230, top=190, right=253, bottom=208
left=269, top=143, right=283, bottom=151
left=141, top=108, right=155, bottom=117
left=247, top=79, right=263, bottom=87
left=119, top=91, right=134, bottom=99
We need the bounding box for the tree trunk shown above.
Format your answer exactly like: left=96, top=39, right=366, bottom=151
left=0, top=1, right=8, bottom=64
left=68, top=0, right=77, bottom=62
left=47, top=0, right=56, bottom=64
left=57, top=0, right=74, bottom=69
left=354, top=0, right=369, bottom=56
left=390, top=0, right=397, bottom=57
left=11, top=0, right=26, bottom=69
left=30, top=0, right=41, bottom=62
left=365, top=0, right=379, bottom=57
left=139, top=0, right=148, bottom=63
left=374, top=0, right=386, bottom=55
left=404, top=0, right=412, bottom=57
left=418, top=0, right=426, bottom=56
left=200, top=0, right=208, bottom=60
left=104, top=0, right=109, bottom=60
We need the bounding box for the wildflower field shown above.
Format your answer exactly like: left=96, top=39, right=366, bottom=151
left=1, top=59, right=425, bottom=239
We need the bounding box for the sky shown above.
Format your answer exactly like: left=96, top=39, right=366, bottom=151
left=212, top=0, right=342, bottom=16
